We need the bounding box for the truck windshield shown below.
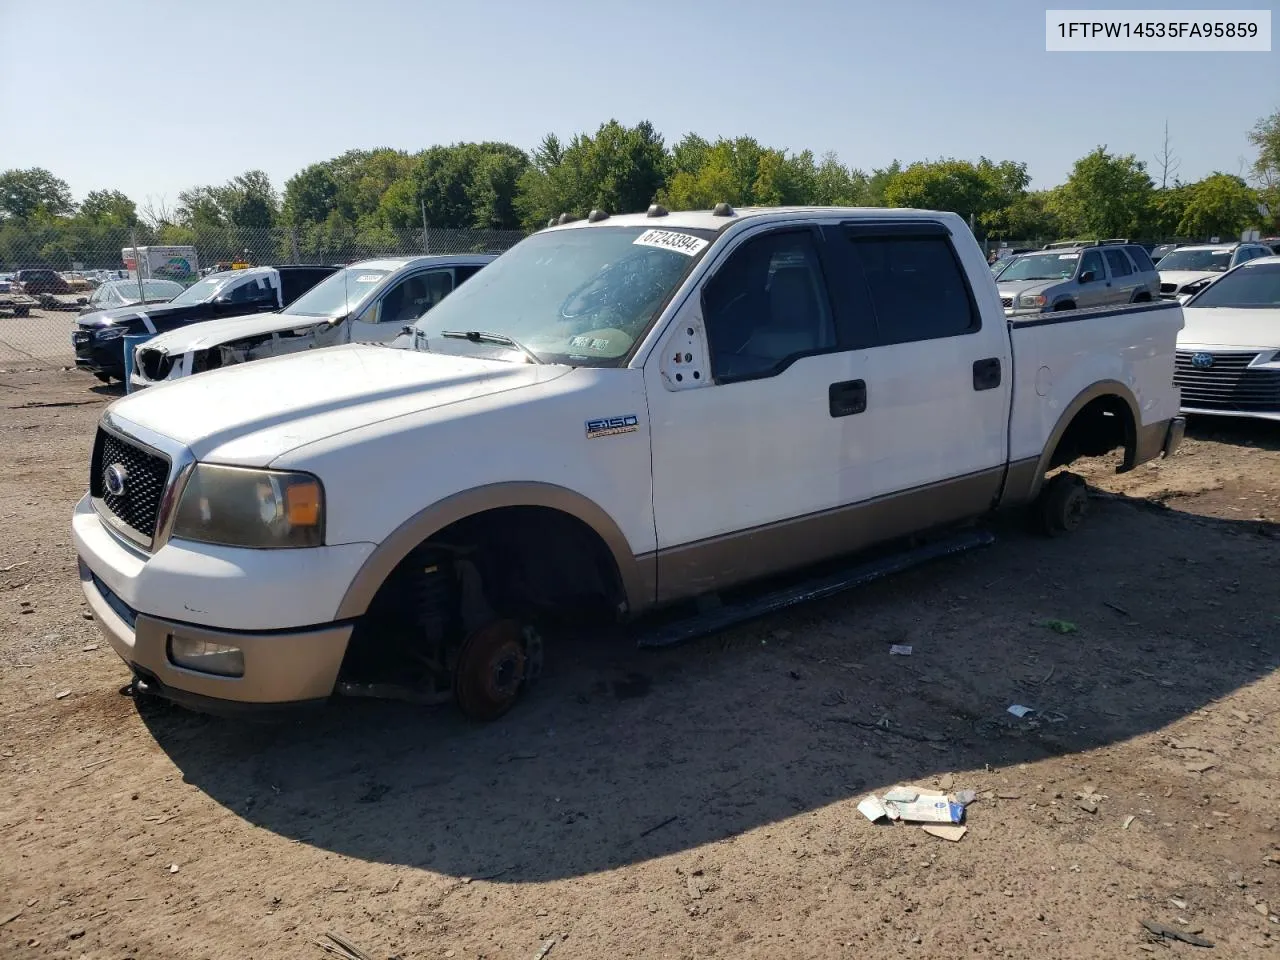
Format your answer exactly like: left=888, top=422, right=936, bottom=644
left=1187, top=263, right=1280, bottom=308
left=412, top=226, right=716, bottom=365
left=997, top=253, right=1078, bottom=281
left=168, top=275, right=234, bottom=306
left=282, top=267, right=391, bottom=317
left=1157, top=249, right=1233, bottom=272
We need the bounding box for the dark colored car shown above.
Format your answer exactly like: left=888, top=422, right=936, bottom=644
left=14, top=268, right=72, bottom=295
left=73, top=264, right=338, bottom=381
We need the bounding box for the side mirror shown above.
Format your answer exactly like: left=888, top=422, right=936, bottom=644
left=400, top=325, right=415, bottom=337
left=1079, top=270, right=1095, bottom=283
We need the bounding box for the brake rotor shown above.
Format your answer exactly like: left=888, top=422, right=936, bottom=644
left=453, top=619, right=528, bottom=720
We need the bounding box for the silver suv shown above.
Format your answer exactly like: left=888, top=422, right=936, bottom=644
left=995, top=240, right=1161, bottom=315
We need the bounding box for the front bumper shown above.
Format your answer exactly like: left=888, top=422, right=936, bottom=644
left=73, top=334, right=125, bottom=375
left=73, top=494, right=374, bottom=709
left=80, top=561, right=351, bottom=709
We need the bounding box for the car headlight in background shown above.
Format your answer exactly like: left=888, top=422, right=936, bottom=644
left=172, top=464, right=324, bottom=548
left=1019, top=293, right=1047, bottom=308
left=94, top=327, right=124, bottom=341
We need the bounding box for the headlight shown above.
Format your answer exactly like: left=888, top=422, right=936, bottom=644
left=94, top=327, right=124, bottom=341
left=1019, top=293, right=1047, bottom=308
left=172, top=464, right=324, bottom=548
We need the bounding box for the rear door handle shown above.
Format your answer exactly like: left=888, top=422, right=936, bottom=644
left=972, top=357, right=1001, bottom=391
left=829, top=379, right=866, bottom=417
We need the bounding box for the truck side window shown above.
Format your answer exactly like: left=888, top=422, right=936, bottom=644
left=702, top=230, right=836, bottom=383
left=1104, top=250, right=1132, bottom=277
left=847, top=237, right=978, bottom=345
left=1079, top=250, right=1105, bottom=282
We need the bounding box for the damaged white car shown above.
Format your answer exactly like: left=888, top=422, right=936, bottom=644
left=129, top=254, right=496, bottom=389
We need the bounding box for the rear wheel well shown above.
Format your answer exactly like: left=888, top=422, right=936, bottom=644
left=1045, top=393, right=1136, bottom=473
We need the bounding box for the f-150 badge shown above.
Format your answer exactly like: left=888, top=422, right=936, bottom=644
left=586, top=415, right=638, bottom=439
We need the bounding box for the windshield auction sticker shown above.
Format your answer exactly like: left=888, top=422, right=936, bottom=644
left=633, top=230, right=709, bottom=256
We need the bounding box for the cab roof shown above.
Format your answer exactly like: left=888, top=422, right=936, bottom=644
left=543, top=206, right=966, bottom=234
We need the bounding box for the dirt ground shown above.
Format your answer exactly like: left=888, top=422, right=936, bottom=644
left=2, top=366, right=1278, bottom=960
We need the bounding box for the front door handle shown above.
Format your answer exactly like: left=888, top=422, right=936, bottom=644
left=973, top=357, right=1001, bottom=391
left=829, top=379, right=866, bottom=417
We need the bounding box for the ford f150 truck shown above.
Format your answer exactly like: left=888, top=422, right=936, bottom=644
left=72, top=206, right=1185, bottom=720
left=128, top=255, right=494, bottom=389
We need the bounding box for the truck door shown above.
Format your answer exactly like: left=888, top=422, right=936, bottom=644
left=816, top=219, right=1011, bottom=510
left=644, top=224, right=870, bottom=602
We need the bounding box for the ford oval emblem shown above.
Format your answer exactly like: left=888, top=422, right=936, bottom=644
left=1190, top=352, right=1215, bottom=370
left=103, top=463, right=129, bottom=497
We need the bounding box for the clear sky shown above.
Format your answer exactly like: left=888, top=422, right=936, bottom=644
left=0, top=0, right=1275, bottom=204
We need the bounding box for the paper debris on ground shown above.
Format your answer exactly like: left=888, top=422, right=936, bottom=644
left=886, top=797, right=966, bottom=824
left=857, top=796, right=890, bottom=822
left=889, top=644, right=913, bottom=656
left=921, top=824, right=967, bottom=842
left=1007, top=704, right=1034, bottom=718
left=883, top=787, right=919, bottom=804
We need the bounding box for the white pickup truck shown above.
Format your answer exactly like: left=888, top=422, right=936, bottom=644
left=72, top=206, right=1185, bottom=720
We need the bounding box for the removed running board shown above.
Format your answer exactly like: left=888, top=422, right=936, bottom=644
left=636, top=529, right=995, bottom=649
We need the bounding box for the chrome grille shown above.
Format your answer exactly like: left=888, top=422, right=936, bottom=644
left=90, top=428, right=170, bottom=543
left=1174, top=350, right=1280, bottom=412
left=999, top=296, right=1013, bottom=308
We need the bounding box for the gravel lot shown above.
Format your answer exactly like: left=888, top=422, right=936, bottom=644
left=0, top=308, right=80, bottom=364
left=2, top=367, right=1278, bottom=959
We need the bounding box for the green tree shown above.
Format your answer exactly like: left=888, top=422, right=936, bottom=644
left=0, top=168, right=75, bottom=220
left=1148, top=184, right=1191, bottom=238
left=883, top=159, right=992, bottom=224
left=1050, top=147, right=1154, bottom=239
left=811, top=152, right=862, bottom=205
left=78, top=189, right=137, bottom=226
left=517, top=120, right=668, bottom=227
left=221, top=170, right=279, bottom=229
left=659, top=136, right=813, bottom=211
left=281, top=163, right=340, bottom=226
left=176, top=185, right=227, bottom=227
left=1176, top=174, right=1259, bottom=238
left=863, top=161, right=901, bottom=207
left=1247, top=109, right=1280, bottom=231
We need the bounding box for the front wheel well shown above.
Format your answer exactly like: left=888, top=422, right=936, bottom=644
left=1045, top=393, right=1137, bottom=473
left=340, top=506, right=627, bottom=692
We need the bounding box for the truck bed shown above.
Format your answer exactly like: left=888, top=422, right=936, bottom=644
left=1007, top=299, right=1183, bottom=470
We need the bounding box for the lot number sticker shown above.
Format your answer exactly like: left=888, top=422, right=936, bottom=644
left=633, top=230, right=708, bottom=256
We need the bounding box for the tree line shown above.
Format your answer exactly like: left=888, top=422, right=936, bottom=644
left=2, top=110, right=1277, bottom=268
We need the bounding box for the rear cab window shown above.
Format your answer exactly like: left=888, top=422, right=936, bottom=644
left=821, top=221, right=980, bottom=347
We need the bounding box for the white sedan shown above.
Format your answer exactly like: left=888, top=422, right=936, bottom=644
left=1174, top=255, right=1280, bottom=422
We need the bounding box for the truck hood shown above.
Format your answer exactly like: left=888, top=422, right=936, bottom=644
left=107, top=343, right=569, bottom=465
left=1178, top=306, right=1280, bottom=351
left=139, top=311, right=318, bottom=353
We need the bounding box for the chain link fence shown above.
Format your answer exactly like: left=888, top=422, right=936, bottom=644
left=0, top=225, right=526, bottom=368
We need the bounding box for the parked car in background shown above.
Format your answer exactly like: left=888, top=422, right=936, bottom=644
left=130, top=254, right=495, bottom=388
left=1150, top=243, right=1180, bottom=264
left=73, top=206, right=1185, bottom=719
left=995, top=240, right=1159, bottom=314
left=78, top=279, right=185, bottom=315
left=74, top=264, right=338, bottom=382
left=1174, top=255, right=1280, bottom=422
left=1157, top=242, right=1275, bottom=301
left=13, top=268, right=72, bottom=295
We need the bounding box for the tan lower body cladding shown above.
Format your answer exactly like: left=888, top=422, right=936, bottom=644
left=650, top=465, right=1020, bottom=605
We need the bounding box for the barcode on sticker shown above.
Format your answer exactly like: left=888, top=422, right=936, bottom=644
left=633, top=230, right=708, bottom=256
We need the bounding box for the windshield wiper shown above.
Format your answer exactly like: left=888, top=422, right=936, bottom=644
left=440, top=329, right=542, bottom=365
